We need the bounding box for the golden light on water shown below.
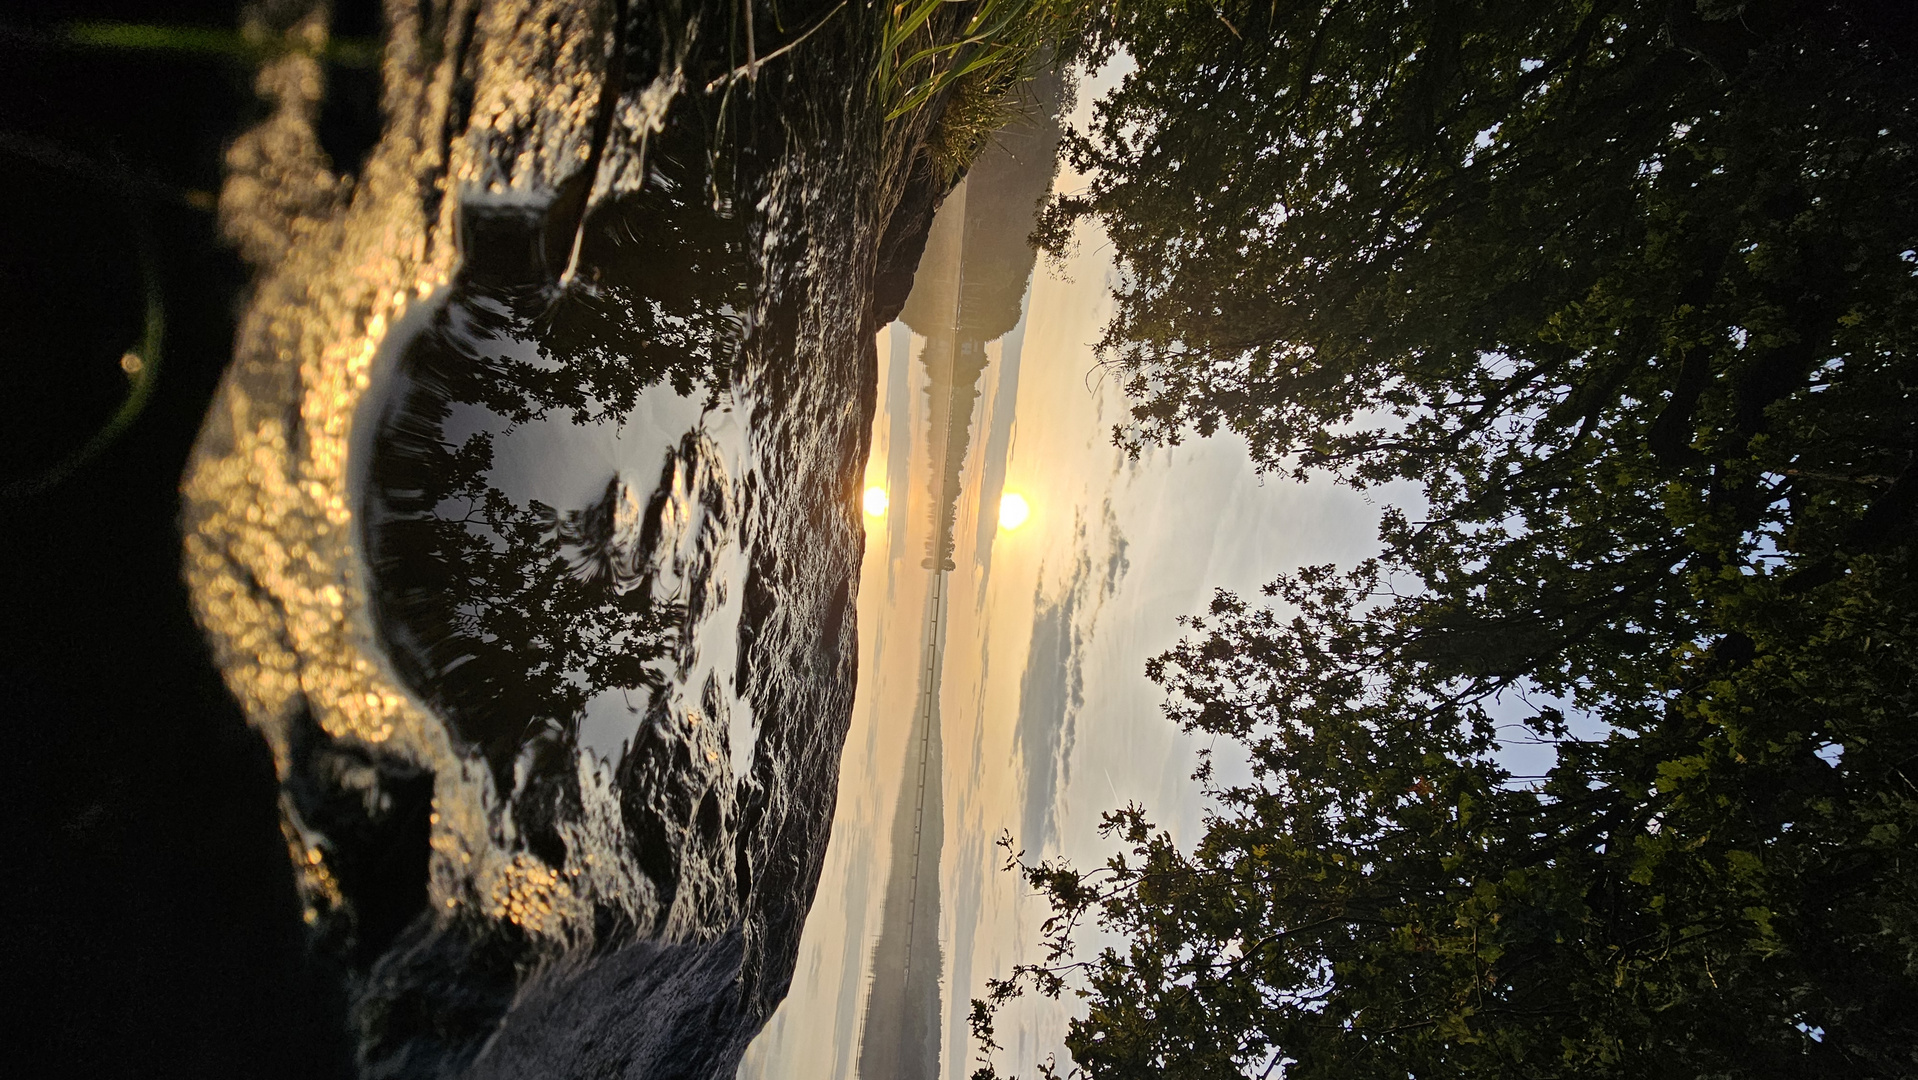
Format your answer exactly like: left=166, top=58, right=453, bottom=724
left=998, top=492, right=1030, bottom=530
left=863, top=486, right=889, bottom=518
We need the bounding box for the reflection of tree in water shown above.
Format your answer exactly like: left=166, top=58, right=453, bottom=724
left=859, top=67, right=1064, bottom=1080
left=364, top=122, right=745, bottom=865
left=900, top=68, right=1064, bottom=571
left=445, top=133, right=746, bottom=425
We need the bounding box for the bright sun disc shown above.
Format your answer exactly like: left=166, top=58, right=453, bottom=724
left=999, top=492, right=1030, bottom=530
left=863, top=486, right=889, bottom=517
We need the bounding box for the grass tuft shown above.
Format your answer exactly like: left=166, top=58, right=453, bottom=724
left=880, top=0, right=1087, bottom=181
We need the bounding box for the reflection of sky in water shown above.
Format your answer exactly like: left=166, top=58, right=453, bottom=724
left=737, top=81, right=1392, bottom=1078
left=432, top=329, right=715, bottom=768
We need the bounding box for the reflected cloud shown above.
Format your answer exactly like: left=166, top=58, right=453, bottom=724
left=360, top=116, right=744, bottom=873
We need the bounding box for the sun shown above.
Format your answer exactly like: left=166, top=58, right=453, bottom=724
left=863, top=486, right=889, bottom=518
left=998, top=492, right=1030, bottom=530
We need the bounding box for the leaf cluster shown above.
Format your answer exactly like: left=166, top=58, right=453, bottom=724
left=979, top=557, right=1918, bottom=1077
left=976, top=1, right=1918, bottom=1076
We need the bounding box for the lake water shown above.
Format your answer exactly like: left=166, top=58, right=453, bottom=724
left=165, top=6, right=1381, bottom=1078
left=736, top=60, right=1390, bottom=1080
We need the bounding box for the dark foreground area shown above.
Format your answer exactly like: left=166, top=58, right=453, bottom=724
left=0, top=2, right=361, bottom=1074
left=2, top=0, right=979, bottom=1075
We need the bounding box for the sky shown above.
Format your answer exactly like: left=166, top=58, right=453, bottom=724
left=735, top=66, right=1400, bottom=1080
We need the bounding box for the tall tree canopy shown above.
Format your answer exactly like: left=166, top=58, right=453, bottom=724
left=977, top=1, right=1918, bottom=1076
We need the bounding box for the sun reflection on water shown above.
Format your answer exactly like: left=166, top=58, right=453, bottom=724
left=998, top=491, right=1029, bottom=530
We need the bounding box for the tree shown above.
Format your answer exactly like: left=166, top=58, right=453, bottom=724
left=976, top=1, right=1918, bottom=1076
left=978, top=555, right=1918, bottom=1077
